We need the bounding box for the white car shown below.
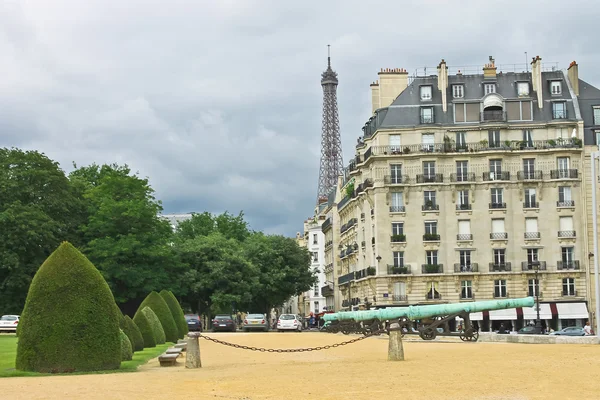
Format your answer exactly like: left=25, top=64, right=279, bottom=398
left=0, top=315, right=19, bottom=332
left=277, top=314, right=302, bottom=332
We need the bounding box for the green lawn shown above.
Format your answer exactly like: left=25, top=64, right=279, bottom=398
left=0, top=335, right=172, bottom=378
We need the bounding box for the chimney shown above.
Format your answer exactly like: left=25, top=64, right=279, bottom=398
left=437, top=59, right=448, bottom=112
left=370, top=80, right=380, bottom=114
left=377, top=68, right=409, bottom=110
left=483, top=56, right=497, bottom=79
left=530, top=55, right=543, bottom=109
left=568, top=61, right=579, bottom=96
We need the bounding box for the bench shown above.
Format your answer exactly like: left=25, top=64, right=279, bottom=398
left=177, top=339, right=187, bottom=344
left=165, top=347, right=183, bottom=356
left=174, top=343, right=187, bottom=351
left=158, top=353, right=179, bottom=367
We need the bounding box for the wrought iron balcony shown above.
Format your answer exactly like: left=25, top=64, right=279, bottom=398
left=423, top=233, right=441, bottom=241
left=481, top=110, right=507, bottom=122
left=450, top=172, right=476, bottom=182
left=558, top=230, right=576, bottom=238
left=454, top=263, right=479, bottom=273
left=524, top=232, right=540, bottom=239
left=337, top=272, right=355, bottom=285
left=384, top=175, right=409, bottom=185
left=422, top=203, right=440, bottom=211
left=322, top=218, right=331, bottom=231
left=420, top=114, right=435, bottom=124
left=557, top=260, right=580, bottom=270
left=321, top=284, right=334, bottom=297
left=550, top=169, right=578, bottom=179
left=391, top=294, right=408, bottom=302
left=483, top=171, right=510, bottom=181
left=489, top=262, right=511, bottom=272
left=523, top=201, right=539, bottom=209
left=521, top=261, right=547, bottom=271
left=416, top=174, right=443, bottom=183
left=557, top=200, right=575, bottom=207
left=490, top=232, right=508, bottom=240
left=552, top=109, right=568, bottom=119
left=387, top=264, right=411, bottom=275
left=355, top=267, right=376, bottom=280
left=389, top=205, right=405, bottom=213
left=489, top=202, right=507, bottom=210
left=422, top=264, right=443, bottom=274
left=456, top=204, right=472, bottom=211
left=457, top=233, right=473, bottom=241
left=517, top=171, right=543, bottom=180
left=390, top=234, right=406, bottom=243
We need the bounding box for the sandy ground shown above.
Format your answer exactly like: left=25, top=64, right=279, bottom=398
left=2, top=332, right=599, bottom=400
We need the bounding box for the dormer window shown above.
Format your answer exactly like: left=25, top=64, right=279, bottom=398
left=484, top=83, right=496, bottom=94
left=420, top=86, right=432, bottom=101
left=551, top=81, right=562, bottom=95
left=453, top=85, right=464, bottom=98
left=517, top=82, right=529, bottom=97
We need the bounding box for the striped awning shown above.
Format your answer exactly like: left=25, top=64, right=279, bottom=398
left=489, top=308, right=517, bottom=321
left=522, top=303, right=553, bottom=320
left=556, top=302, right=589, bottom=319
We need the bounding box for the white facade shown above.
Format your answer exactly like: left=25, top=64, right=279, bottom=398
left=160, top=213, right=194, bottom=230
left=304, top=220, right=327, bottom=314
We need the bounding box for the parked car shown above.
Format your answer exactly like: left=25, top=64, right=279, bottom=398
left=0, top=315, right=19, bottom=332
left=277, top=314, right=302, bottom=332
left=242, top=313, right=268, bottom=332
left=550, top=327, right=586, bottom=336
left=185, top=315, right=203, bottom=332
left=518, top=326, right=542, bottom=335
left=212, top=315, right=236, bottom=332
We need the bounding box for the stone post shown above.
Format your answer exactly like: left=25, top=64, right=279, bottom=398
left=387, top=323, right=404, bottom=361
left=185, top=332, right=202, bottom=368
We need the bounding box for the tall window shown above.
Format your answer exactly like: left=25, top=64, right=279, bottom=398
left=517, top=82, right=529, bottom=97
left=523, top=159, right=535, bottom=178
left=491, top=188, right=504, bottom=206
left=422, top=134, right=435, bottom=151
left=389, top=135, right=401, bottom=152
left=552, top=102, right=566, bottom=119
left=453, top=85, right=464, bottom=98
left=426, top=250, right=438, bottom=265
left=424, top=190, right=436, bottom=206
left=493, top=249, right=506, bottom=266
left=528, top=279, right=540, bottom=296
left=594, top=106, right=600, bottom=125
left=312, top=252, right=318, bottom=262
left=550, top=81, right=562, bottom=95
left=557, top=157, right=570, bottom=178
left=421, top=107, right=434, bottom=123
left=461, top=280, right=473, bottom=299
left=393, top=251, right=404, bottom=267
left=558, top=186, right=572, bottom=205
left=458, top=190, right=469, bottom=209
left=489, top=159, right=502, bottom=180
left=561, top=247, right=574, bottom=263
left=313, top=234, right=318, bottom=245
left=455, top=132, right=466, bottom=148
left=527, top=248, right=539, bottom=264
left=423, top=161, right=436, bottom=178
left=390, top=164, right=403, bottom=184
left=420, top=86, right=432, bottom=100
left=488, top=130, right=500, bottom=147
left=392, top=222, right=404, bottom=236
left=426, top=282, right=440, bottom=300
left=456, top=161, right=469, bottom=181
left=494, top=280, right=507, bottom=298
left=485, top=83, right=496, bottom=94
left=391, top=192, right=404, bottom=212
left=459, top=250, right=471, bottom=268
left=563, top=278, right=575, bottom=296
left=522, top=129, right=533, bottom=147
left=424, top=221, right=437, bottom=235
left=314, top=301, right=319, bottom=312
left=524, top=188, right=537, bottom=208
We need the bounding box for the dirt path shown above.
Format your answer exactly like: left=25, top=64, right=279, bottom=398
left=2, top=332, right=599, bottom=400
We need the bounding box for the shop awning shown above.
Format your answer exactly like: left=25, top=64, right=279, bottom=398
left=455, top=312, right=483, bottom=321
left=489, top=308, right=517, bottom=320
left=522, top=303, right=553, bottom=320
left=556, top=302, right=589, bottom=319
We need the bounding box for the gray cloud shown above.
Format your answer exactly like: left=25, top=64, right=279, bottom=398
left=1, top=0, right=599, bottom=235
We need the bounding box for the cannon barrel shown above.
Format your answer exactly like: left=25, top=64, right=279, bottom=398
left=323, top=297, right=535, bottom=322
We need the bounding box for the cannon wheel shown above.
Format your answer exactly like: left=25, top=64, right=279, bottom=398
left=419, top=327, right=437, bottom=341
left=459, top=328, right=479, bottom=342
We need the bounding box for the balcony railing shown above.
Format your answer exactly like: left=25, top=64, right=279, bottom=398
left=481, top=110, right=507, bottom=122
left=423, top=233, right=441, bottom=241
left=387, top=264, right=411, bottom=275
left=523, top=201, right=539, bottom=209
left=420, top=114, right=434, bottom=124
left=322, top=218, right=331, bottom=231
left=558, top=231, right=576, bottom=238
left=457, top=233, right=473, bottom=241
left=550, top=169, right=578, bottom=179
left=391, top=294, right=408, bottom=302
left=521, top=261, right=547, bottom=271
left=456, top=204, right=472, bottom=211
left=454, top=263, right=479, bottom=273
left=450, top=172, right=476, bottom=182
left=422, top=264, right=443, bottom=273
left=557, top=260, right=580, bottom=270
left=417, top=174, right=444, bottom=183
left=557, top=200, right=575, bottom=207
left=483, top=171, right=511, bottom=181
left=355, top=267, right=376, bottom=280
left=490, top=232, right=508, bottom=240
left=489, top=262, right=511, bottom=272
left=390, top=234, right=406, bottom=243
left=489, top=202, right=507, bottom=209
left=517, top=171, right=543, bottom=180
left=384, top=175, right=409, bottom=185
left=337, top=272, right=355, bottom=285
left=390, top=205, right=406, bottom=213
left=524, top=232, right=540, bottom=239
left=422, top=203, right=440, bottom=211
left=552, top=109, right=568, bottom=119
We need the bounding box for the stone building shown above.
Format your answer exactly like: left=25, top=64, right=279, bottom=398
left=328, top=56, right=600, bottom=332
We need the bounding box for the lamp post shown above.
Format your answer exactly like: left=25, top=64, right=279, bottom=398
left=531, top=260, right=542, bottom=333
left=591, top=151, right=600, bottom=337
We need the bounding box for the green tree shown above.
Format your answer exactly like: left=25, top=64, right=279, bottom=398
left=175, top=211, right=251, bottom=243
left=16, top=242, right=121, bottom=373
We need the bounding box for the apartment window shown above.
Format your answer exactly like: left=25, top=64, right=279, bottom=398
left=556, top=127, right=568, bottom=139
left=557, top=157, right=570, bottom=177
left=421, top=107, right=434, bottom=124
left=550, top=81, right=562, bottom=95
left=552, top=102, right=566, bottom=119
left=524, top=188, right=537, bottom=208
left=561, top=247, right=574, bottom=263
left=489, top=159, right=502, bottom=180
left=558, top=186, right=572, bottom=205
left=390, top=164, right=403, bottom=184
left=523, top=158, right=535, bottom=179
left=424, top=191, right=436, bottom=209
left=488, top=130, right=500, bottom=147
left=426, top=250, right=438, bottom=265
left=420, top=86, right=432, bottom=100
left=494, top=280, right=507, bottom=298
left=453, top=84, right=464, bottom=98
left=459, top=250, right=471, bottom=267
left=314, top=284, right=319, bottom=296
left=456, top=161, right=469, bottom=181
left=461, top=280, right=473, bottom=299
left=491, top=219, right=506, bottom=240
left=312, top=252, right=318, bottom=262
left=424, top=221, right=438, bottom=235
left=527, top=248, right=539, bottom=264
left=485, top=83, right=496, bottom=94
left=426, top=282, right=440, bottom=299
left=423, top=161, right=436, bottom=177
left=528, top=279, right=540, bottom=297
left=525, top=218, right=539, bottom=238
left=391, top=192, right=404, bottom=212
left=458, top=220, right=471, bottom=239
left=389, top=134, right=401, bottom=152
left=594, top=106, right=600, bottom=125
left=393, top=251, right=404, bottom=267
left=392, top=222, right=404, bottom=236
left=517, top=82, right=529, bottom=97
left=457, top=190, right=469, bottom=209
left=422, top=133, right=435, bottom=151
left=522, top=130, right=533, bottom=147
left=455, top=132, right=466, bottom=149
left=493, top=249, right=506, bottom=265
left=559, top=216, right=574, bottom=235
left=491, top=188, right=504, bottom=206
left=314, top=301, right=319, bottom=312
left=393, top=282, right=407, bottom=298
left=563, top=278, right=575, bottom=296
left=313, top=234, right=318, bottom=245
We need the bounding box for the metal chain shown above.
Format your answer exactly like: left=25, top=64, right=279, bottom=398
left=196, top=329, right=385, bottom=353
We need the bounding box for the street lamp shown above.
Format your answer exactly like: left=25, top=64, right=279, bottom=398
left=530, top=260, right=542, bottom=333
left=591, top=150, right=600, bottom=337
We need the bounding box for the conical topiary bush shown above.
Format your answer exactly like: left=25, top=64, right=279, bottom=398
left=16, top=242, right=121, bottom=373
left=160, top=290, right=188, bottom=338
left=138, top=291, right=179, bottom=342
left=122, top=315, right=144, bottom=352
left=133, top=309, right=156, bottom=348
left=119, top=329, right=133, bottom=361
left=142, top=307, right=166, bottom=344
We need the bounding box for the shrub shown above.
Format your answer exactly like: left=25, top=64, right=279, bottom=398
left=138, top=291, right=179, bottom=343
left=142, top=307, right=166, bottom=344
left=15, top=242, right=121, bottom=373
left=122, top=315, right=144, bottom=352
left=133, top=309, right=156, bottom=348
left=119, top=329, right=133, bottom=361
left=160, top=290, right=188, bottom=338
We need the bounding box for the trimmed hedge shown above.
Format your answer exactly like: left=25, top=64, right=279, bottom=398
left=15, top=242, right=121, bottom=373
left=122, top=315, right=144, bottom=352
left=142, top=307, right=166, bottom=344
left=138, top=291, right=179, bottom=342
left=160, top=290, right=188, bottom=338
left=119, top=329, right=133, bottom=361
left=133, top=308, right=156, bottom=348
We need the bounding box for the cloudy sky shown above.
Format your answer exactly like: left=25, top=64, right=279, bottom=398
left=1, top=0, right=599, bottom=236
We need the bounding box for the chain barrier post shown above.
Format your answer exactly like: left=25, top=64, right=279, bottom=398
left=186, top=332, right=202, bottom=368
left=387, top=323, right=405, bottom=361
